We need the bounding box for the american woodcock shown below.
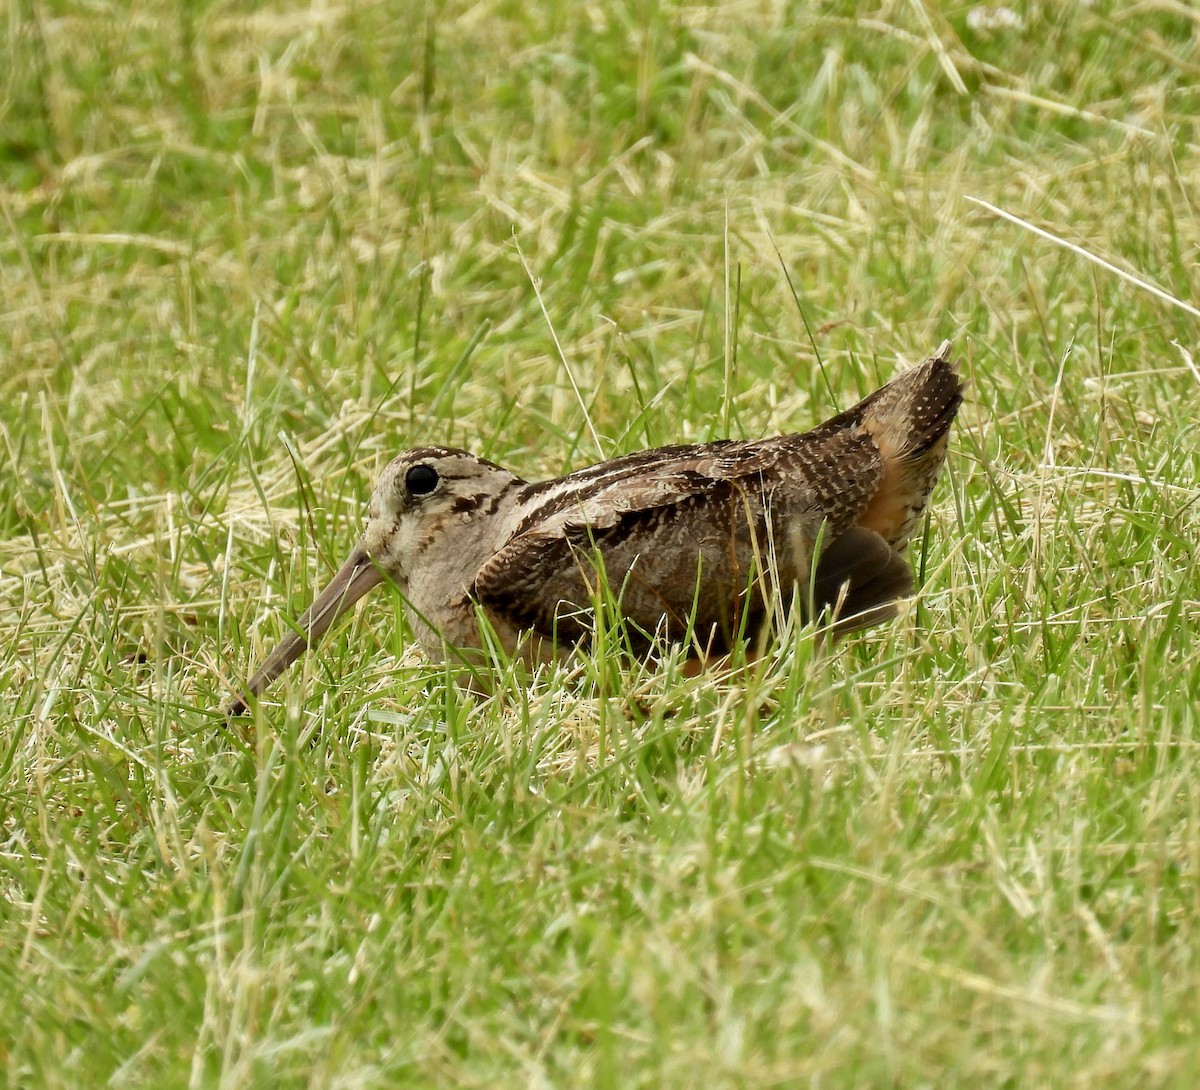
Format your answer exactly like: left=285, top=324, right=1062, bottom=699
left=227, top=342, right=962, bottom=714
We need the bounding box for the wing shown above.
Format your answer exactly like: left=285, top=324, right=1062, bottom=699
left=473, top=426, right=890, bottom=648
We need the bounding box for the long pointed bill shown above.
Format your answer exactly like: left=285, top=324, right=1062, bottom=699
left=226, top=542, right=384, bottom=717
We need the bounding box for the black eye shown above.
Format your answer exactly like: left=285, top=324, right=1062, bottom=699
left=405, top=464, right=440, bottom=496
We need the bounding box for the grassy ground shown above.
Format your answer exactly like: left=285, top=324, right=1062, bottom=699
left=3, top=0, right=1200, bottom=1085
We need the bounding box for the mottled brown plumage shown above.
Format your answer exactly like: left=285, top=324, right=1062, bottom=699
left=226, top=342, right=962, bottom=714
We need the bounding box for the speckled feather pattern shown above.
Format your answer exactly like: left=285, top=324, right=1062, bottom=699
left=229, top=343, right=963, bottom=709
left=468, top=343, right=962, bottom=655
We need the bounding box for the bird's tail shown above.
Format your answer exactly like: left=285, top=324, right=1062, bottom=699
left=846, top=341, right=963, bottom=551
left=857, top=340, right=962, bottom=457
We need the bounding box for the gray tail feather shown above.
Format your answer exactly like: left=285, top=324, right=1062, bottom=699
left=811, top=525, right=915, bottom=631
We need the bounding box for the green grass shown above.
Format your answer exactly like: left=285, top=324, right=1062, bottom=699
left=3, top=0, right=1200, bottom=1085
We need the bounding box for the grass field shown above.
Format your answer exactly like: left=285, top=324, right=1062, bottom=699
left=3, top=1, right=1200, bottom=1086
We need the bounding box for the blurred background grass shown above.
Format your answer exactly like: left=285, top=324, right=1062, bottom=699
left=3, top=1, right=1200, bottom=1086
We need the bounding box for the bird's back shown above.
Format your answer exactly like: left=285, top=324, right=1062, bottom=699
left=475, top=343, right=963, bottom=648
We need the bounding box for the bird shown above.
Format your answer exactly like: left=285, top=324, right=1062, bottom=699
left=226, top=341, right=962, bottom=715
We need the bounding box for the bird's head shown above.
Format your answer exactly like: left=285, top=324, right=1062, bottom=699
left=361, top=447, right=522, bottom=582
left=226, top=446, right=522, bottom=715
